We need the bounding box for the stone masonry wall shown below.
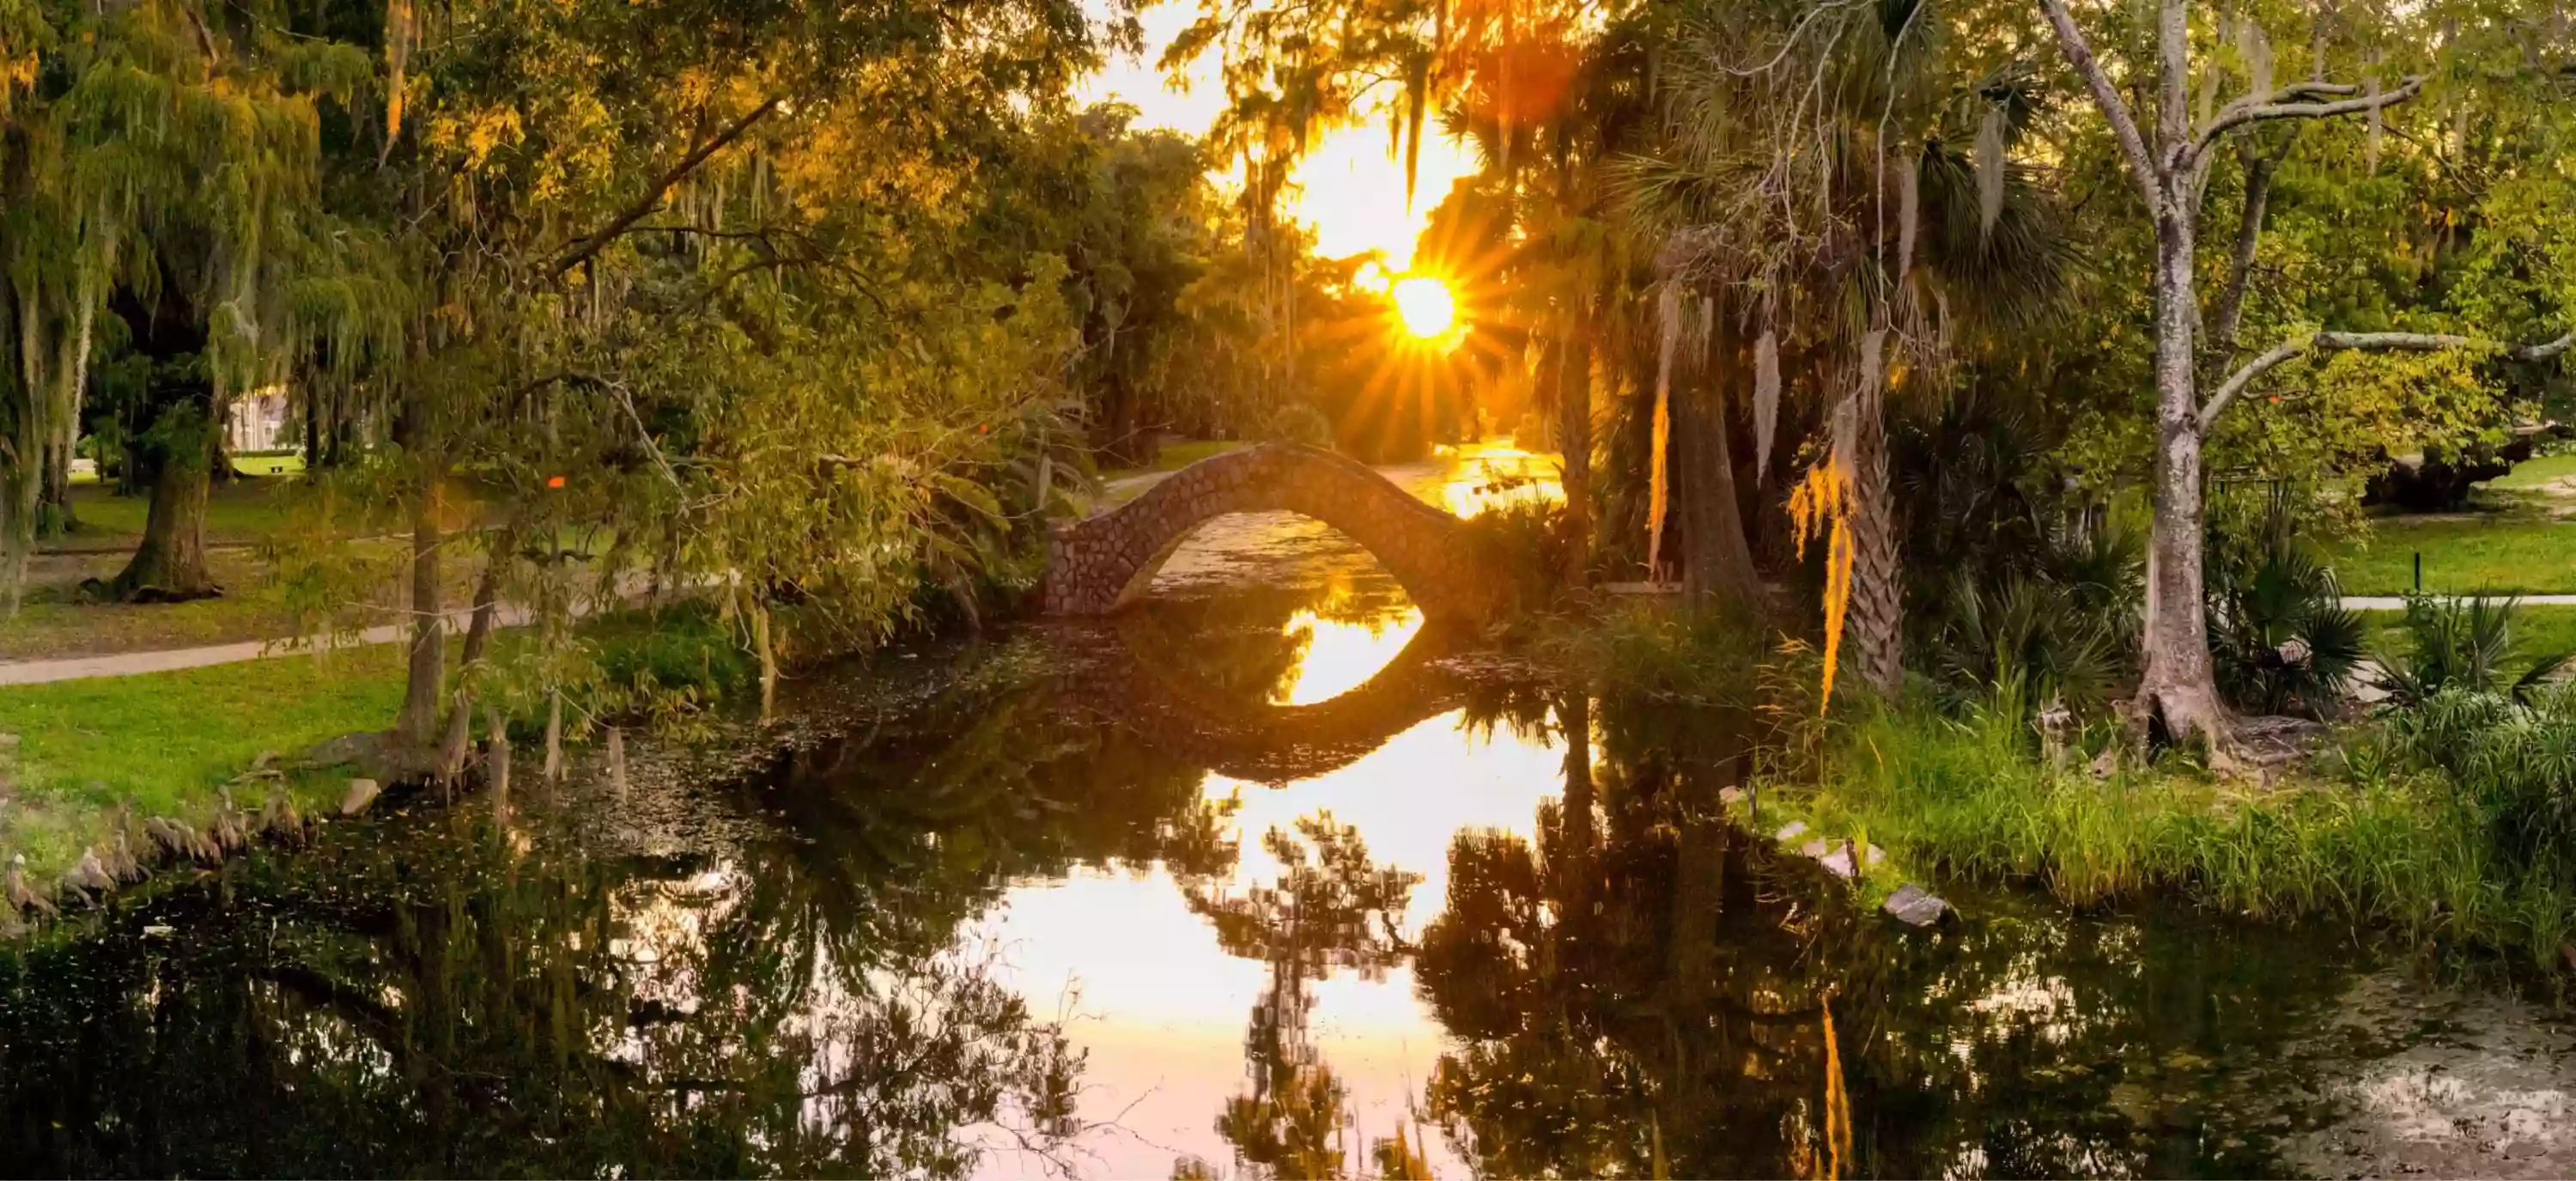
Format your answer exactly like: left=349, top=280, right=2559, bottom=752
left=1042, top=443, right=1499, bottom=623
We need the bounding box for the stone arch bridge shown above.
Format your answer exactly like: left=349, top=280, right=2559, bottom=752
left=1042, top=443, right=1503, bottom=623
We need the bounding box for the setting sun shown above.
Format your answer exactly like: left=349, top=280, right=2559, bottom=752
left=1391, top=276, right=1456, bottom=339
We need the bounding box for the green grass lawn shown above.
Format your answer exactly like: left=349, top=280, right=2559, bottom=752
left=0, top=644, right=408, bottom=880
left=70, top=454, right=306, bottom=484
left=0, top=552, right=305, bottom=661
left=56, top=478, right=297, bottom=545
left=2485, top=451, right=2576, bottom=490
left=2328, top=510, right=2576, bottom=595
left=2358, top=603, right=2576, bottom=663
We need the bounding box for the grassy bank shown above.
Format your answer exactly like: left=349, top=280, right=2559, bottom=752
left=1759, top=709, right=2574, bottom=967
left=0, top=602, right=762, bottom=893
left=1547, top=600, right=2576, bottom=969
left=0, top=646, right=409, bottom=879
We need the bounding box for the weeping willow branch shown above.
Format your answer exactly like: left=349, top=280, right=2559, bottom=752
left=2199, top=327, right=2576, bottom=428
left=550, top=97, right=782, bottom=277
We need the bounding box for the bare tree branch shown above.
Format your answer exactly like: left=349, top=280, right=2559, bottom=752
left=2190, top=75, right=2426, bottom=161
left=2207, top=148, right=2279, bottom=358
left=550, top=98, right=783, bottom=277
left=2201, top=326, right=2576, bottom=427
left=2037, top=0, right=2166, bottom=216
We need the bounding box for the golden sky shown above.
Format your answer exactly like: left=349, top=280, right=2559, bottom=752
left=1077, top=1, right=1483, bottom=270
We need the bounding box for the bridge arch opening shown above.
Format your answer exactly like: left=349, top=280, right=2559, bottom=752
left=1045, top=443, right=1500, bottom=624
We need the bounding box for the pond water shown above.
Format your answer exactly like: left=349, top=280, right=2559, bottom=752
left=3, top=446, right=2572, bottom=1178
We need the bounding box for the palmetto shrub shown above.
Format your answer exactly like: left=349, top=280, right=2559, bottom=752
left=2385, top=684, right=2576, bottom=886
left=2370, top=593, right=2573, bottom=709
left=1918, top=569, right=2121, bottom=719
left=2207, top=490, right=2363, bottom=717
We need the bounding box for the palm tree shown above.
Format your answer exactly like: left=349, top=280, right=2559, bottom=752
left=1624, top=0, right=2069, bottom=699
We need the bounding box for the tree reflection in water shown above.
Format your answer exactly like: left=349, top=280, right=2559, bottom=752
left=1414, top=694, right=2382, bottom=1179
left=1184, top=816, right=1418, bottom=1178
left=0, top=813, right=1088, bottom=1177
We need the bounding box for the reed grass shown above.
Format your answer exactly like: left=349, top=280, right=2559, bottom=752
left=1771, top=708, right=2576, bottom=966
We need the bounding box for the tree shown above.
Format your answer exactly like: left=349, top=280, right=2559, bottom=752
left=2035, top=0, right=2572, bottom=756
left=1631, top=0, right=2069, bottom=696
left=261, top=0, right=1116, bottom=750
left=0, top=0, right=368, bottom=606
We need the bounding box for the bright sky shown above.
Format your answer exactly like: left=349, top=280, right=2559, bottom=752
left=1077, top=1, right=1483, bottom=269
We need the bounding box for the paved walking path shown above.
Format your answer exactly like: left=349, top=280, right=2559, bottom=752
left=0, top=604, right=544, bottom=687
left=0, top=569, right=687, bottom=687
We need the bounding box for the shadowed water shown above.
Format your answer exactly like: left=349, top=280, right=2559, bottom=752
left=3, top=445, right=2569, bottom=1178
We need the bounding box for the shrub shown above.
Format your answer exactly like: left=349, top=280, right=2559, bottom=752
left=1459, top=496, right=1568, bottom=616
left=1542, top=600, right=1789, bottom=709
left=2207, top=489, right=2363, bottom=716
left=1918, top=569, right=2121, bottom=719
left=2371, top=593, right=2573, bottom=709
left=1780, top=705, right=2576, bottom=966
left=2381, top=685, right=2576, bottom=886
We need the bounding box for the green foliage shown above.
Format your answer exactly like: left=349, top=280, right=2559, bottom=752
left=1919, top=569, right=2123, bottom=717
left=0, top=644, right=409, bottom=878
left=2207, top=491, right=2365, bottom=716
left=1541, top=601, right=1804, bottom=711
left=1896, top=393, right=2144, bottom=716
left=1457, top=495, right=1569, bottom=618
left=1782, top=707, right=2576, bottom=968
left=2369, top=593, right=2573, bottom=709
left=2381, top=685, right=2576, bottom=887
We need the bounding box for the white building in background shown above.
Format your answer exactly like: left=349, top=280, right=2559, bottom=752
left=229, top=386, right=291, bottom=454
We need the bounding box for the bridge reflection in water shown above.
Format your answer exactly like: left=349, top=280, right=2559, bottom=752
left=991, top=571, right=1566, bottom=1178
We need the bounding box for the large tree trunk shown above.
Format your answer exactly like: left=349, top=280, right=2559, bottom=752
left=1844, top=376, right=1905, bottom=697
left=436, top=557, right=504, bottom=780
left=39, top=433, right=75, bottom=537
left=304, top=393, right=323, bottom=482
left=1558, top=327, right=1593, bottom=590
left=0, top=435, right=34, bottom=614
left=1673, top=360, right=1764, bottom=612
left=112, top=417, right=220, bottom=601
left=395, top=488, right=445, bottom=746
left=2137, top=225, right=2235, bottom=758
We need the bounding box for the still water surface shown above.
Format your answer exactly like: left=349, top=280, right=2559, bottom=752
left=3, top=446, right=2570, bottom=1178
